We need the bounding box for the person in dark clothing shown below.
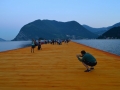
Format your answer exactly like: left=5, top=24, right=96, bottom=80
left=76, top=50, right=97, bottom=72
left=50, top=39, right=54, bottom=45
left=38, top=40, right=41, bottom=50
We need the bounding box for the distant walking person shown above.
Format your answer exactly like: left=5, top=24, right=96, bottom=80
left=38, top=40, right=42, bottom=50
left=76, top=50, right=97, bottom=72
left=31, top=39, right=35, bottom=53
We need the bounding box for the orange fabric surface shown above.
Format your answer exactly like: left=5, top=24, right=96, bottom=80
left=0, top=41, right=120, bottom=90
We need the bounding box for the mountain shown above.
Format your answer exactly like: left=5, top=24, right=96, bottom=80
left=82, top=22, right=120, bottom=35
left=107, top=22, right=120, bottom=30
left=82, top=25, right=108, bottom=35
left=97, top=26, right=120, bottom=39
left=0, top=38, right=5, bottom=41
left=13, top=19, right=98, bottom=41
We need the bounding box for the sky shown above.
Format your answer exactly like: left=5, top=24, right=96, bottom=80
left=0, top=0, right=120, bottom=40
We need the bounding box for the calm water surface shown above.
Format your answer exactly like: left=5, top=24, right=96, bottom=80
left=0, top=41, right=31, bottom=52
left=72, top=39, right=120, bottom=56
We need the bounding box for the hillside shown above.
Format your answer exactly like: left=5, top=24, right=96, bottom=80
left=0, top=38, right=5, bottom=41
left=98, top=26, right=120, bottom=39
left=82, top=25, right=108, bottom=35
left=13, top=19, right=98, bottom=41
left=82, top=22, right=120, bottom=35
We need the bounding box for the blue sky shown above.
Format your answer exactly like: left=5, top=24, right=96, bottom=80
left=0, top=0, right=120, bottom=40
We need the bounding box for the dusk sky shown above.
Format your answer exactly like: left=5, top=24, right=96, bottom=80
left=0, top=0, right=120, bottom=40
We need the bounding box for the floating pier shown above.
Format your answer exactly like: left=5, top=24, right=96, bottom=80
left=0, top=41, right=120, bottom=90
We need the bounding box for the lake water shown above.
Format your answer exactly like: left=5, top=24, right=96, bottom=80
left=72, top=39, right=120, bottom=56
left=0, top=41, right=31, bottom=52
left=0, top=40, right=120, bottom=56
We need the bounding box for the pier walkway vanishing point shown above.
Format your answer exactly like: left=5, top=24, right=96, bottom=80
left=0, top=41, right=120, bottom=90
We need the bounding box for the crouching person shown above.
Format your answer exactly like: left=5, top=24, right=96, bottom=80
left=76, top=50, right=97, bottom=72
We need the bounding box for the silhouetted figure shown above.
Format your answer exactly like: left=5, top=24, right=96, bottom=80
left=52, top=39, right=55, bottom=45
left=38, top=40, right=42, bottom=50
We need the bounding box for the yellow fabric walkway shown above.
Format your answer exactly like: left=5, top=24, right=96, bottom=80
left=0, top=41, right=120, bottom=90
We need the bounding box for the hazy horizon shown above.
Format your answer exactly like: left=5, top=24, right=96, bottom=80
left=0, top=0, right=120, bottom=40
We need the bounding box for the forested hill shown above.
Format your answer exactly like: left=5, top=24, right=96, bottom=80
left=82, top=22, right=120, bottom=36
left=13, top=19, right=98, bottom=41
left=98, top=26, right=120, bottom=39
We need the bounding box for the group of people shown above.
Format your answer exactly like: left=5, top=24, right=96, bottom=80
left=43, top=39, right=70, bottom=45
left=31, top=39, right=70, bottom=53
left=31, top=39, right=42, bottom=53
left=44, top=39, right=62, bottom=45
left=31, top=39, right=97, bottom=72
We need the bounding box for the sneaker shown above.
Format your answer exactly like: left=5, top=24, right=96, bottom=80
left=90, top=67, right=94, bottom=70
left=84, top=69, right=91, bottom=72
